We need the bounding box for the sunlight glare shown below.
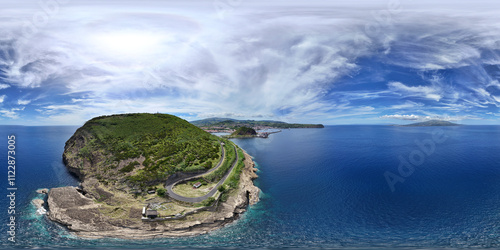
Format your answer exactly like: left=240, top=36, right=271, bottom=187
left=92, top=31, right=163, bottom=58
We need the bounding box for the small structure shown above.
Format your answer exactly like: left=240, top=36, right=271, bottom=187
left=193, top=182, right=202, bottom=189
left=147, top=189, right=156, bottom=194
left=145, top=210, right=158, bottom=219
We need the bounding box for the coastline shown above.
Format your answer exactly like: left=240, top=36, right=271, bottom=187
left=46, top=150, right=260, bottom=239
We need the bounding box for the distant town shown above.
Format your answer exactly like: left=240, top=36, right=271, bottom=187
left=191, top=118, right=324, bottom=137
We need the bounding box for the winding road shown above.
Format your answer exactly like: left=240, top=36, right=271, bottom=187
left=165, top=142, right=239, bottom=203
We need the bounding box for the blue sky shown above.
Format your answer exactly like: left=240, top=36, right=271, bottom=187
left=1, top=0, right=500, bottom=125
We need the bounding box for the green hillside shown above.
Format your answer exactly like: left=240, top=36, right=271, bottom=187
left=63, top=113, right=222, bottom=188
left=231, top=126, right=257, bottom=136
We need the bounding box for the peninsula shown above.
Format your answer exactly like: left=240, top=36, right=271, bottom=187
left=46, top=113, right=259, bottom=239
left=227, top=126, right=258, bottom=138
left=192, top=118, right=324, bottom=137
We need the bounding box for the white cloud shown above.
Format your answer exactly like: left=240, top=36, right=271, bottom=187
left=0, top=95, right=5, bottom=103
left=493, top=96, right=500, bottom=103
left=381, top=114, right=422, bottom=121
left=381, top=114, right=477, bottom=122
left=1, top=1, right=500, bottom=124
left=0, top=109, right=19, bottom=119
left=12, top=107, right=25, bottom=111
left=387, top=101, right=425, bottom=110
left=0, top=4, right=374, bottom=123
left=0, top=83, right=10, bottom=89
left=17, top=99, right=31, bottom=105
left=388, top=81, right=442, bottom=101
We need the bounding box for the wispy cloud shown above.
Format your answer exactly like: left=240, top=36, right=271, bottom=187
left=386, top=101, right=425, bottom=110
left=381, top=114, right=422, bottom=121
left=0, top=1, right=499, bottom=124
left=387, top=82, right=442, bottom=101
left=17, top=99, right=31, bottom=105
left=381, top=114, right=478, bottom=122
left=0, top=109, right=20, bottom=119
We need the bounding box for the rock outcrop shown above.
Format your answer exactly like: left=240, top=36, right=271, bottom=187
left=31, top=199, right=45, bottom=209
left=36, top=188, right=49, bottom=194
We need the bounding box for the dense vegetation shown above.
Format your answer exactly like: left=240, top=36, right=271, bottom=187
left=205, top=142, right=236, bottom=182
left=231, top=126, right=257, bottom=136
left=220, top=148, right=245, bottom=202
left=191, top=118, right=324, bottom=129
left=65, top=113, right=222, bottom=188
left=224, top=148, right=245, bottom=190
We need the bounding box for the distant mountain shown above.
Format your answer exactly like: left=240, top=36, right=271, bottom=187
left=190, top=118, right=324, bottom=129
left=190, top=118, right=237, bottom=126
left=401, top=120, right=461, bottom=127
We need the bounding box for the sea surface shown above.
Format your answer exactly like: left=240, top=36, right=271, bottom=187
left=1, top=125, right=500, bottom=249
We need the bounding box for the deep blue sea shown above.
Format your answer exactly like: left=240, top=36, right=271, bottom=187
left=1, top=125, right=500, bottom=249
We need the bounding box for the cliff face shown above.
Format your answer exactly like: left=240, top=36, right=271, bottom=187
left=63, top=128, right=97, bottom=180
left=47, top=151, right=260, bottom=239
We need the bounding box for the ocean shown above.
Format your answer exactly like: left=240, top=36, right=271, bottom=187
left=1, top=125, right=500, bottom=249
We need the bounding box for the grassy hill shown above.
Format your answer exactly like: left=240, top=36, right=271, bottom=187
left=63, top=113, right=222, bottom=189
left=231, top=126, right=257, bottom=136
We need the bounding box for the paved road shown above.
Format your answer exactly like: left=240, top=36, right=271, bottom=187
left=166, top=143, right=239, bottom=203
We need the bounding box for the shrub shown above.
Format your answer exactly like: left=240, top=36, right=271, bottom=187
left=119, top=161, right=139, bottom=173
left=157, top=188, right=166, bottom=197
left=202, top=197, right=216, bottom=207
left=204, top=161, right=213, bottom=169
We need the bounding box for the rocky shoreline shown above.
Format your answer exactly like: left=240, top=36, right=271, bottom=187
left=46, top=150, right=259, bottom=239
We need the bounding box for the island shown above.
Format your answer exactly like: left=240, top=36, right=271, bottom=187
left=400, top=120, right=461, bottom=127
left=227, top=126, right=258, bottom=138
left=191, top=118, right=324, bottom=137
left=45, top=113, right=260, bottom=239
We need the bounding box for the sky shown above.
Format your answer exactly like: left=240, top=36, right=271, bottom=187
left=1, top=0, right=500, bottom=125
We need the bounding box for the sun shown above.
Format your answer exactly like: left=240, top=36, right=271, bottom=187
left=91, top=31, right=164, bottom=59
